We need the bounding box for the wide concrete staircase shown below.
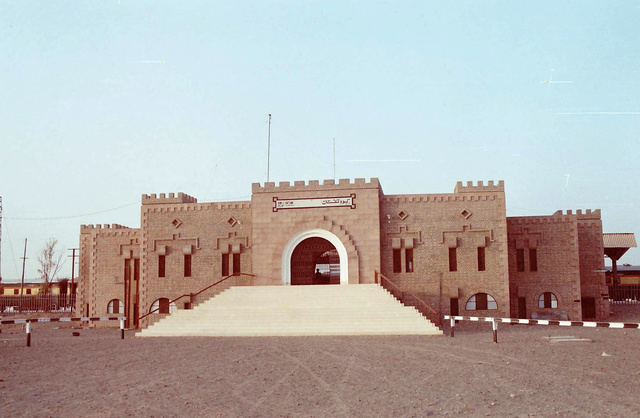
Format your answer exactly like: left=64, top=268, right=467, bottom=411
left=137, top=284, right=442, bottom=337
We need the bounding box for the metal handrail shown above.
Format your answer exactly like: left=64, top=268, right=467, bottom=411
left=137, top=272, right=255, bottom=323
left=375, top=271, right=440, bottom=325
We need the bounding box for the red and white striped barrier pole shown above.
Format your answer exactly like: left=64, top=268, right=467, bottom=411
left=0, top=317, right=127, bottom=347
left=444, top=315, right=640, bottom=343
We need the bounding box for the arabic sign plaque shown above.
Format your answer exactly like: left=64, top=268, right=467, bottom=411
left=273, top=194, right=356, bottom=212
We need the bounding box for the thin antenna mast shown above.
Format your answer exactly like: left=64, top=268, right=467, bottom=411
left=0, top=196, right=2, bottom=282
left=267, top=114, right=272, bottom=182
left=333, top=138, right=336, bottom=180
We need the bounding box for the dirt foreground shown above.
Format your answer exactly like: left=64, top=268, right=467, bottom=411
left=2, top=307, right=639, bottom=417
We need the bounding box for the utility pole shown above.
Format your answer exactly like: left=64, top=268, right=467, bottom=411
left=68, top=248, right=78, bottom=309
left=267, top=114, right=272, bottom=183
left=19, top=238, right=27, bottom=313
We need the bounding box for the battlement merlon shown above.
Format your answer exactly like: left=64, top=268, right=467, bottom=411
left=553, top=209, right=602, bottom=219
left=81, top=224, right=132, bottom=233
left=142, top=192, right=198, bottom=205
left=252, top=178, right=381, bottom=194
left=454, top=180, right=505, bottom=194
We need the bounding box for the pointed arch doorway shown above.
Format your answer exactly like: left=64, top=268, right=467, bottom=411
left=282, top=229, right=349, bottom=285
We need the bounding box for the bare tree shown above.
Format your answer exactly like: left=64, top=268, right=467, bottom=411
left=38, top=238, right=65, bottom=294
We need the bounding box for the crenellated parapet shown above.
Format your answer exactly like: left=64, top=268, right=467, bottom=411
left=142, top=201, right=251, bottom=213
left=80, top=224, right=139, bottom=238
left=508, top=216, right=574, bottom=225
left=454, top=180, right=504, bottom=193
left=252, top=178, right=381, bottom=193
left=81, top=224, right=130, bottom=231
left=508, top=209, right=601, bottom=225
left=552, top=209, right=601, bottom=220
left=142, top=192, right=198, bottom=205
left=381, top=193, right=499, bottom=203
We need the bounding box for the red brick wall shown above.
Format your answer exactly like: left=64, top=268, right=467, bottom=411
left=507, top=214, right=582, bottom=320
left=77, top=224, right=139, bottom=325
left=380, top=181, right=510, bottom=318
left=139, top=195, right=252, bottom=322
left=507, top=209, right=608, bottom=320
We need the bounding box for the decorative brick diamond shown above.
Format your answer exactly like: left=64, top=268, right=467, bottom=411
left=172, top=219, right=182, bottom=228
left=461, top=209, right=472, bottom=219
left=398, top=211, right=408, bottom=220
left=227, top=217, right=238, bottom=227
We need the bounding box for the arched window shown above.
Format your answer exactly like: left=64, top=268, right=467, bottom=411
left=465, top=293, right=498, bottom=310
left=150, top=298, right=176, bottom=314
left=538, top=292, right=558, bottom=309
left=107, top=299, right=124, bottom=314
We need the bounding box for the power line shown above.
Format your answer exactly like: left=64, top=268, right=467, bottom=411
left=4, top=201, right=138, bottom=221
left=1, top=205, right=21, bottom=280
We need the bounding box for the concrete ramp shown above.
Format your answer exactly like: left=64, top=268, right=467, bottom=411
left=137, top=284, right=442, bottom=337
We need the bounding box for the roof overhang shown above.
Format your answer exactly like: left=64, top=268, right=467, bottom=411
left=603, top=233, right=637, bottom=260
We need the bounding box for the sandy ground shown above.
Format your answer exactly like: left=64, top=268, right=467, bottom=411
left=1, top=305, right=639, bottom=417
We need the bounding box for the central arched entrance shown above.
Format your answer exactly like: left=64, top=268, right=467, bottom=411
left=282, top=229, right=349, bottom=285
left=290, top=237, right=339, bottom=285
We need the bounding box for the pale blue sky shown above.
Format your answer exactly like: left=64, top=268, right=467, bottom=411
left=1, top=1, right=639, bottom=282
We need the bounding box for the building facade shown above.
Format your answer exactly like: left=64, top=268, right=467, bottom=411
left=77, top=179, right=610, bottom=327
left=1, top=281, right=72, bottom=295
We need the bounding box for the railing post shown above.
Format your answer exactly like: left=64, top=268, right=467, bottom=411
left=492, top=318, right=498, bottom=344
left=120, top=318, right=125, bottom=339
left=450, top=316, right=455, bottom=337
left=26, top=321, right=31, bottom=347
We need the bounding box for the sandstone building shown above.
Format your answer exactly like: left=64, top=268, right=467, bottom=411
left=77, top=179, right=611, bottom=328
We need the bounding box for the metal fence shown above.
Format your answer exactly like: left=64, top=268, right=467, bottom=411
left=608, top=285, right=640, bottom=305
left=0, top=295, right=76, bottom=315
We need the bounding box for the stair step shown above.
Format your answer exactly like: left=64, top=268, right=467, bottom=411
left=138, top=284, right=442, bottom=337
